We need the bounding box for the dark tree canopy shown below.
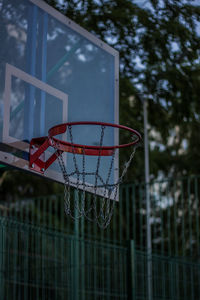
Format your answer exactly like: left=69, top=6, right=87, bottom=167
left=44, top=0, right=200, bottom=181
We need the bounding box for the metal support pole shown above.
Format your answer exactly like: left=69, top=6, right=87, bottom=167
left=143, top=99, right=152, bottom=300
left=0, top=221, right=5, bottom=299
left=74, top=190, right=80, bottom=300
left=127, top=240, right=136, bottom=300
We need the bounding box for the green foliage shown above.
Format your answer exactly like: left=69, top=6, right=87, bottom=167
left=0, top=169, right=63, bottom=201
left=44, top=0, right=200, bottom=180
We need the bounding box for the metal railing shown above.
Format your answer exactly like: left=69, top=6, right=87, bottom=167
left=0, top=217, right=128, bottom=300
left=1, top=176, right=200, bottom=257
left=0, top=176, right=200, bottom=299
left=0, top=217, right=199, bottom=300
left=134, top=250, right=200, bottom=300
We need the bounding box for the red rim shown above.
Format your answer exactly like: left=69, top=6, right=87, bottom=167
left=48, top=121, right=141, bottom=156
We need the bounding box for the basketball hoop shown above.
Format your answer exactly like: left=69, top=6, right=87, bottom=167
left=29, top=122, right=141, bottom=228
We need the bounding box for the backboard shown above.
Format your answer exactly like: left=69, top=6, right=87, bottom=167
left=0, top=0, right=119, bottom=199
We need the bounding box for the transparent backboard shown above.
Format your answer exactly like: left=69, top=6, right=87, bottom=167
left=0, top=0, right=119, bottom=199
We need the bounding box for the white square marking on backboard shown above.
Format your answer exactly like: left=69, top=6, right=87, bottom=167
left=3, top=63, right=68, bottom=181
left=3, top=63, right=68, bottom=146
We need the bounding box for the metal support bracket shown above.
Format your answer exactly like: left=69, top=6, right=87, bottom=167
left=29, top=137, right=62, bottom=174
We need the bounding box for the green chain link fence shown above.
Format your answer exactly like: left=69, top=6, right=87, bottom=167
left=0, top=218, right=128, bottom=299
left=1, top=218, right=199, bottom=300
left=0, top=176, right=200, bottom=299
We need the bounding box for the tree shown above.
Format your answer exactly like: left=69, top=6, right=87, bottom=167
left=44, top=0, right=200, bottom=181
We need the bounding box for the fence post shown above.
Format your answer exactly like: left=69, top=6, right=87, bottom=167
left=143, top=98, right=152, bottom=300
left=127, top=240, right=136, bottom=300
left=73, top=190, right=80, bottom=300
left=0, top=219, right=5, bottom=299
